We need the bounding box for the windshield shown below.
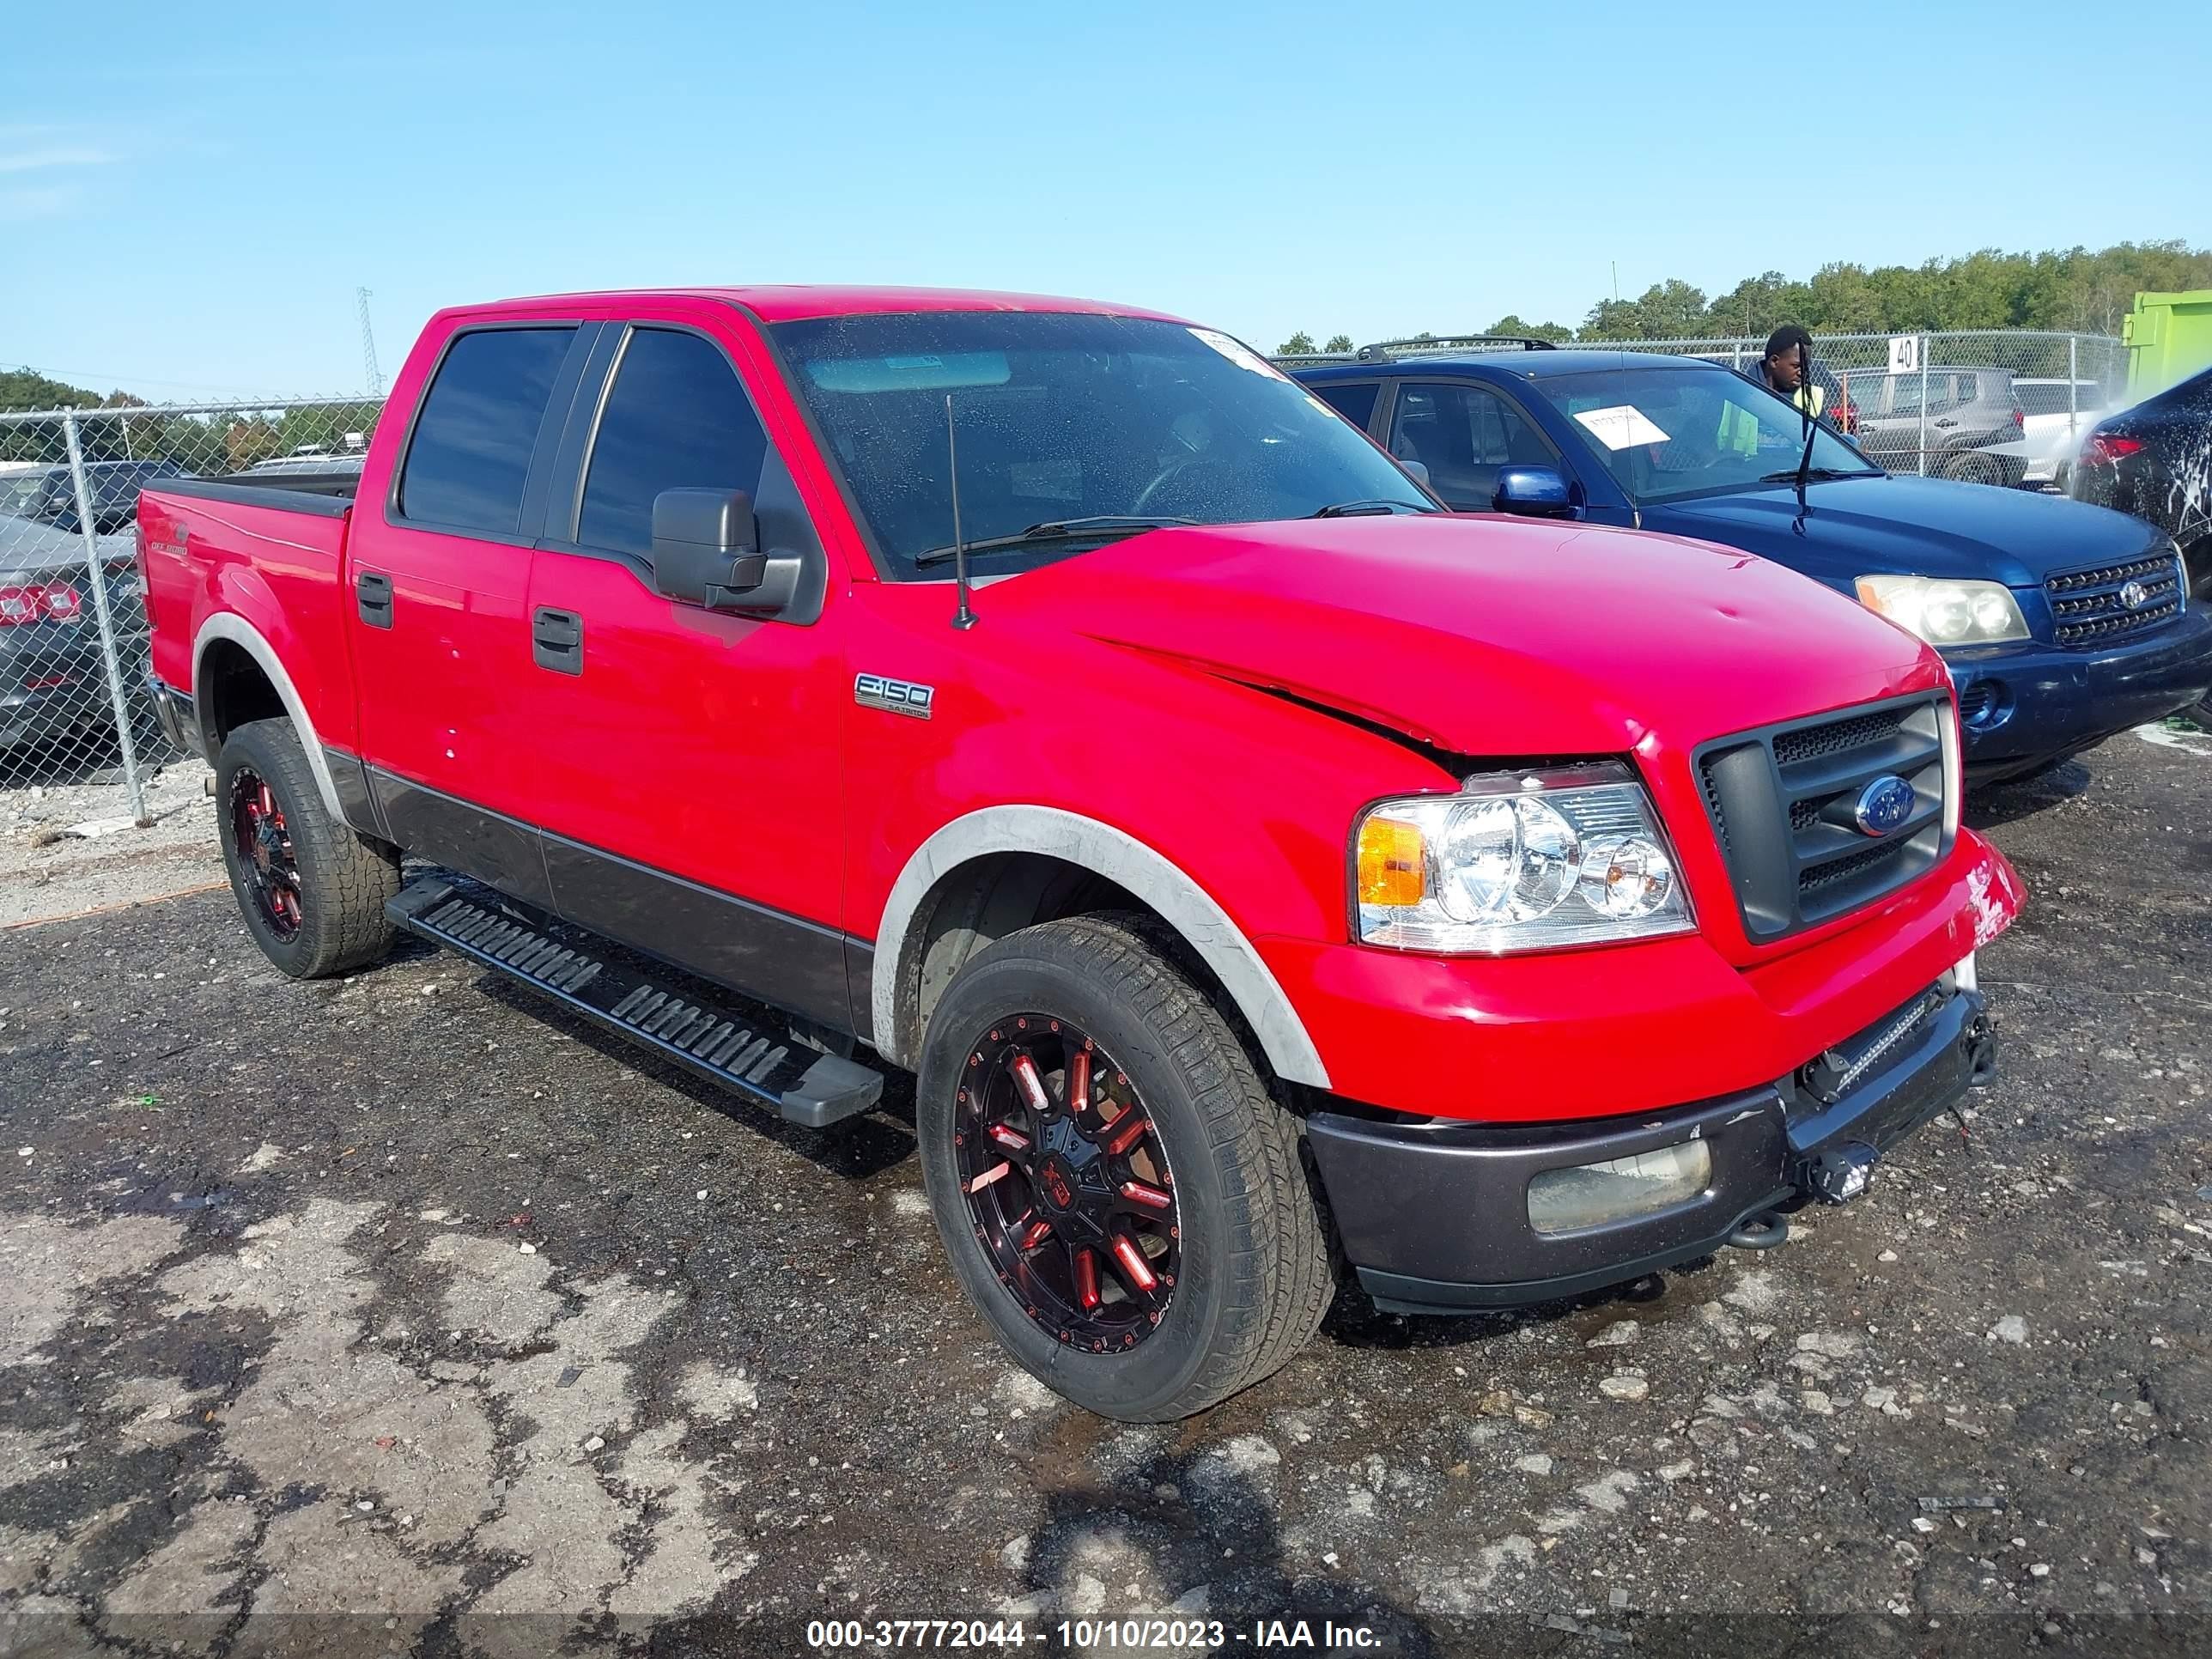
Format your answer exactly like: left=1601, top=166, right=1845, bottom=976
left=1534, top=366, right=1881, bottom=504
left=769, top=313, right=1433, bottom=575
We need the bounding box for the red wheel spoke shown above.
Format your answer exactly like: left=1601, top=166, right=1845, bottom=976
left=1100, top=1108, right=1148, bottom=1157
left=1109, top=1231, right=1158, bottom=1296
left=1011, top=1053, right=1052, bottom=1115
left=1118, top=1179, right=1172, bottom=1212
left=967, top=1159, right=1014, bottom=1194
left=1018, top=1217, right=1054, bottom=1250
left=1073, top=1247, right=1102, bottom=1310
left=987, top=1123, right=1030, bottom=1154
left=1066, top=1046, right=1091, bottom=1115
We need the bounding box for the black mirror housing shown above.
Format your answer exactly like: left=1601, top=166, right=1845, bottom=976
left=1492, top=465, right=1574, bottom=518
left=649, top=488, right=766, bottom=609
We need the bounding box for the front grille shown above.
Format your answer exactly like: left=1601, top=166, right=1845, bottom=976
left=1773, top=708, right=1905, bottom=766
left=1695, top=693, right=1950, bottom=942
left=2046, top=553, right=2185, bottom=647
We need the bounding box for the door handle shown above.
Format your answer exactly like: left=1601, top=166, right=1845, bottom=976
left=532, top=607, right=583, bottom=676
left=1934, top=418, right=1959, bottom=428
left=356, top=570, right=393, bottom=629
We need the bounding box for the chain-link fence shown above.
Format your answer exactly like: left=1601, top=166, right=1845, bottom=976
left=1280, top=329, right=2125, bottom=488
left=0, top=397, right=383, bottom=811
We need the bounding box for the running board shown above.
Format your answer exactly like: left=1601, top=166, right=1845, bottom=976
left=386, top=878, right=883, bottom=1129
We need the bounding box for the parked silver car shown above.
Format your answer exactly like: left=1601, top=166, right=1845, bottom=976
left=1834, top=366, right=2027, bottom=484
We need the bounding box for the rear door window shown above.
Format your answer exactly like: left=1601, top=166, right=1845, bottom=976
left=1311, top=380, right=1382, bottom=432
left=397, top=326, right=576, bottom=535
left=574, top=328, right=772, bottom=558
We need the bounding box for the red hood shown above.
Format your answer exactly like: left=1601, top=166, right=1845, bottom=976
left=993, top=514, right=1942, bottom=756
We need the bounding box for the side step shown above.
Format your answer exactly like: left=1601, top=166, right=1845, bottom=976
left=386, top=878, right=883, bottom=1129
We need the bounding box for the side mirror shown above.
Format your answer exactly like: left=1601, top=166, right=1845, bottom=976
left=650, top=489, right=766, bottom=609
left=1398, top=458, right=1431, bottom=489
left=1493, top=465, right=1574, bottom=518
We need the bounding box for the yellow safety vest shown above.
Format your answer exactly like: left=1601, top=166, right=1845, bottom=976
left=1720, top=380, right=1826, bottom=454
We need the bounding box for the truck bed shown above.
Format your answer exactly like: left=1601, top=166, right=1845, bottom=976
left=152, top=471, right=357, bottom=516
left=137, top=480, right=361, bottom=754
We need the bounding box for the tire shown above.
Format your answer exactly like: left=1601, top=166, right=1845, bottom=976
left=215, top=717, right=400, bottom=979
left=916, top=914, right=1334, bottom=1421
left=1936, top=449, right=2004, bottom=486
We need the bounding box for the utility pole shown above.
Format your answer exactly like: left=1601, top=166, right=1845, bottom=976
left=357, top=288, right=384, bottom=397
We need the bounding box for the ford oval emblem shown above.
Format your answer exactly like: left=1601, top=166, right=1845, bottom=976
left=2119, top=580, right=2151, bottom=610
left=1852, top=775, right=1916, bottom=837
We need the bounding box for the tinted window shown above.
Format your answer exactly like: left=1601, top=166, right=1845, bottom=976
left=1313, top=380, right=1381, bottom=431
left=398, top=326, right=574, bottom=534
left=577, top=329, right=769, bottom=556
left=1885, top=373, right=1970, bottom=416
left=1387, top=382, right=1558, bottom=508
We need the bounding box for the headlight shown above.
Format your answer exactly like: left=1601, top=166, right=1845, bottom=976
left=1353, top=763, right=1693, bottom=953
left=1855, top=574, right=2028, bottom=645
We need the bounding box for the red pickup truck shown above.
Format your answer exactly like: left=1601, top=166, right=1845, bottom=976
left=140, top=287, right=2022, bottom=1420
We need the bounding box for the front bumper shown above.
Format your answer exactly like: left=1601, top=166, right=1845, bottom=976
left=1949, top=605, right=2212, bottom=778
left=1309, top=980, right=1993, bottom=1314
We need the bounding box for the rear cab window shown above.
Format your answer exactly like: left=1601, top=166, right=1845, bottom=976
left=396, top=326, right=577, bottom=534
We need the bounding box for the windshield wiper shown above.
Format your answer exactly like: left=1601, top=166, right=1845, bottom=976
left=1756, top=466, right=1881, bottom=483
left=910, top=515, right=1196, bottom=567
left=1309, top=498, right=1432, bottom=518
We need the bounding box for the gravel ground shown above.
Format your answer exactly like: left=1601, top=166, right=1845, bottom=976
left=0, top=757, right=216, bottom=929
left=4, top=729, right=2212, bottom=1656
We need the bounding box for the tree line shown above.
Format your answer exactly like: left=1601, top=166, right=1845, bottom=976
left=1, top=368, right=378, bottom=471
left=1276, top=240, right=2212, bottom=356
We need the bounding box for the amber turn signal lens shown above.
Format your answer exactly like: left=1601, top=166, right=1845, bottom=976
left=1356, top=817, right=1426, bottom=907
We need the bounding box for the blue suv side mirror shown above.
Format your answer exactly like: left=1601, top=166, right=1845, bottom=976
left=1494, top=465, right=1574, bottom=517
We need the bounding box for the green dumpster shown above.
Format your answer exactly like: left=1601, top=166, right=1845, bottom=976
left=2124, top=289, right=2212, bottom=396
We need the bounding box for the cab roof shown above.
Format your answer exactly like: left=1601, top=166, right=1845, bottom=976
left=477, top=285, right=1192, bottom=325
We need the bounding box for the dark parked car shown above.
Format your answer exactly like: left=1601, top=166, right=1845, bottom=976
left=0, top=516, right=151, bottom=755
left=0, top=459, right=184, bottom=536
left=1294, top=345, right=2212, bottom=782
left=2071, top=365, right=2212, bottom=708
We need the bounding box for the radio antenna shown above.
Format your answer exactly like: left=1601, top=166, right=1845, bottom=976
left=945, top=392, right=977, bottom=630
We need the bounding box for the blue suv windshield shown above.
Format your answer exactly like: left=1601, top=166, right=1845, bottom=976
left=771, top=312, right=1433, bottom=575
left=1534, top=366, right=1881, bottom=504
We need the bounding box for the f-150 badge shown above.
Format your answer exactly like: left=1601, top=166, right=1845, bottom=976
left=854, top=673, right=933, bottom=719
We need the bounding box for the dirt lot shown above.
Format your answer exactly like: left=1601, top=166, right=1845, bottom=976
left=5, top=729, right=2212, bottom=1656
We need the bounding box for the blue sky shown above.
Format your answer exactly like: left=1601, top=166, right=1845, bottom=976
left=4, top=0, right=2207, bottom=401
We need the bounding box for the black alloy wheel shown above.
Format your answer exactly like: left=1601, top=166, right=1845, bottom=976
left=954, top=1015, right=1181, bottom=1352
left=228, top=764, right=302, bottom=939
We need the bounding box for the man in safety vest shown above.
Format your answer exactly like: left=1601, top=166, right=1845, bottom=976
left=1754, top=324, right=1825, bottom=420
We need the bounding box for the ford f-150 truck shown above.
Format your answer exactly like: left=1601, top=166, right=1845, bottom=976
left=140, top=287, right=2021, bottom=1421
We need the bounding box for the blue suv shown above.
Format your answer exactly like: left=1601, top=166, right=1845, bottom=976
left=1292, top=340, right=2212, bottom=783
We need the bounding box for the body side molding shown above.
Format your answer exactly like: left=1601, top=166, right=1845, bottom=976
left=871, top=805, right=1332, bottom=1088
